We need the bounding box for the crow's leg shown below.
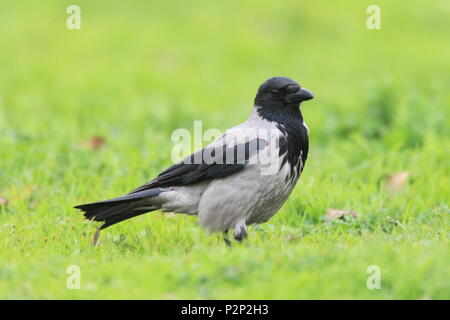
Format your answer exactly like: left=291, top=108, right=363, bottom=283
left=223, top=229, right=232, bottom=247
left=233, top=223, right=248, bottom=243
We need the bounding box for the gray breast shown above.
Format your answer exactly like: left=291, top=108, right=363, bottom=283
left=196, top=123, right=303, bottom=232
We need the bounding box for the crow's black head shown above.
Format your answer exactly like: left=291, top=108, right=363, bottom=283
left=254, top=77, right=313, bottom=109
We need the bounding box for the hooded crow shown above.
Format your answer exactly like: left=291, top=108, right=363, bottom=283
left=75, top=77, right=314, bottom=245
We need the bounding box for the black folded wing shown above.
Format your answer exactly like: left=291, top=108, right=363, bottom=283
left=130, top=138, right=267, bottom=193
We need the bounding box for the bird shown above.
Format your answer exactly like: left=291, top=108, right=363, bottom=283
left=74, top=77, right=314, bottom=245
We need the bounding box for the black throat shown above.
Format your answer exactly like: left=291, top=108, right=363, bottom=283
left=256, top=105, right=309, bottom=181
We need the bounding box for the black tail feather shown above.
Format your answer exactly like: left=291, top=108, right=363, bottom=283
left=75, top=188, right=162, bottom=229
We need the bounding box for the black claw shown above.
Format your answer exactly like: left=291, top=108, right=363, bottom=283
left=224, top=237, right=232, bottom=247
left=233, top=226, right=248, bottom=242
left=223, top=229, right=232, bottom=247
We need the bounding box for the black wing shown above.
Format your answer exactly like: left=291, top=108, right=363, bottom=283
left=130, top=138, right=267, bottom=193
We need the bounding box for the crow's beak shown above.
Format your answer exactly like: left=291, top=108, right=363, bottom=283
left=284, top=88, right=314, bottom=104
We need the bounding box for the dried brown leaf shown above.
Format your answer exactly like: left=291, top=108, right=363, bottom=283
left=0, top=197, right=8, bottom=208
left=93, top=229, right=101, bottom=247
left=76, top=136, right=107, bottom=150
left=326, top=209, right=358, bottom=220
left=89, top=136, right=106, bottom=150
left=385, top=172, right=409, bottom=192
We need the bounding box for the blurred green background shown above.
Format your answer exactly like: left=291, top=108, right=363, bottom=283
left=0, top=0, right=448, bottom=299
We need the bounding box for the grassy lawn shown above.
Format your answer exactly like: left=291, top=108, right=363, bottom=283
left=0, top=0, right=449, bottom=299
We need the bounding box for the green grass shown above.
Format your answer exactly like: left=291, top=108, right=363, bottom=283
left=0, top=0, right=449, bottom=299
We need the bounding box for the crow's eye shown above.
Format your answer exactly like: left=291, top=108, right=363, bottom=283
left=286, top=84, right=300, bottom=94
left=271, top=89, right=279, bottom=96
